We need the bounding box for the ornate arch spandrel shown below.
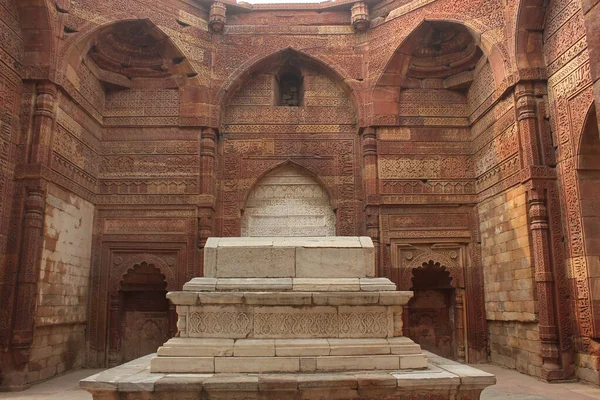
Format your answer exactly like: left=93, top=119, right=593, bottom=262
left=400, top=251, right=463, bottom=291
left=110, top=253, right=176, bottom=293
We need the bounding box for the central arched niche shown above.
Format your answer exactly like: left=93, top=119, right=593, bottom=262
left=241, top=163, right=336, bottom=237
left=219, top=48, right=359, bottom=237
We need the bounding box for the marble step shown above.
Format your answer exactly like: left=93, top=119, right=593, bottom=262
left=169, top=289, right=411, bottom=306
left=83, top=352, right=496, bottom=400
left=151, top=354, right=428, bottom=374
left=151, top=338, right=427, bottom=373
left=150, top=337, right=427, bottom=373
left=181, top=277, right=398, bottom=292
left=156, top=337, right=423, bottom=358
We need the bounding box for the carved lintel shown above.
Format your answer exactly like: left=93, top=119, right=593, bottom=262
left=521, top=165, right=556, bottom=185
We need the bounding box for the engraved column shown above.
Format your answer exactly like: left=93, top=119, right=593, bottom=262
left=107, top=294, right=121, bottom=367
left=11, top=81, right=57, bottom=365
left=362, top=127, right=380, bottom=273
left=198, top=128, right=217, bottom=260
left=516, top=82, right=563, bottom=380
left=11, top=190, right=45, bottom=366
left=30, top=81, right=58, bottom=166
left=529, top=189, right=562, bottom=380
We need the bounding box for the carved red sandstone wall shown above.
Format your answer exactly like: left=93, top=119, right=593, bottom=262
left=0, top=0, right=599, bottom=389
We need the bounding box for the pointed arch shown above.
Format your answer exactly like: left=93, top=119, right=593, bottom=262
left=58, top=17, right=197, bottom=88
left=400, top=252, right=463, bottom=290
left=111, top=253, right=176, bottom=292
left=241, top=161, right=337, bottom=237
left=241, top=159, right=337, bottom=210
left=16, top=0, right=55, bottom=78
left=513, top=0, right=548, bottom=80
left=576, top=101, right=599, bottom=168
left=217, top=47, right=361, bottom=125
left=373, top=16, right=510, bottom=98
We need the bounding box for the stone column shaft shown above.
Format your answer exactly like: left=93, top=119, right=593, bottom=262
left=529, top=189, right=562, bottom=379
left=11, top=81, right=57, bottom=366
left=198, top=128, right=217, bottom=257
left=362, top=127, right=380, bottom=272
left=11, top=190, right=45, bottom=366
left=516, top=82, right=564, bottom=380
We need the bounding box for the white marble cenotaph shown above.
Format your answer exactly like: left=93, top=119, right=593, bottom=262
left=81, top=236, right=495, bottom=399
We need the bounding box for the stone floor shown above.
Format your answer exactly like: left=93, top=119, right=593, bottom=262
left=2, top=364, right=600, bottom=399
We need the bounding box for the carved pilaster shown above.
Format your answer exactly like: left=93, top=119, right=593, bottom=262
left=528, top=189, right=562, bottom=380
left=351, top=2, right=370, bottom=32
left=515, top=81, right=568, bottom=380
left=168, top=304, right=177, bottom=338
left=198, top=207, right=214, bottom=251
left=198, top=128, right=217, bottom=250
left=362, top=127, right=377, bottom=198
left=455, top=289, right=466, bottom=363
left=31, top=81, right=58, bottom=166
left=362, top=127, right=380, bottom=271
left=515, top=83, right=542, bottom=168
left=107, top=294, right=120, bottom=367
left=11, top=81, right=57, bottom=367
left=201, top=127, right=217, bottom=196
left=209, top=2, right=226, bottom=33
left=11, top=189, right=46, bottom=367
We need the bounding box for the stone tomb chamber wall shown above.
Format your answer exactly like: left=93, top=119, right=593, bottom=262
left=0, top=0, right=600, bottom=390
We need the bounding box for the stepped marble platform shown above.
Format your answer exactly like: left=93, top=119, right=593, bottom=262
left=81, top=351, right=496, bottom=399
left=81, top=237, right=495, bottom=399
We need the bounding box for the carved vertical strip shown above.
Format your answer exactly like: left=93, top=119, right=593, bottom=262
left=107, top=294, right=120, bottom=367
left=11, top=81, right=57, bottom=366
left=11, top=190, right=45, bottom=366
left=529, top=189, right=563, bottom=380
left=516, top=83, right=542, bottom=168
left=516, top=80, right=567, bottom=379
left=455, top=289, right=466, bottom=362
left=362, top=127, right=380, bottom=272
left=30, top=82, right=57, bottom=166
left=199, top=128, right=217, bottom=253
left=86, top=210, right=104, bottom=367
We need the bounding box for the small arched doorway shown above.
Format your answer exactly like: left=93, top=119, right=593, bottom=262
left=118, top=262, right=170, bottom=364
left=407, top=261, right=462, bottom=360
left=241, top=163, right=336, bottom=237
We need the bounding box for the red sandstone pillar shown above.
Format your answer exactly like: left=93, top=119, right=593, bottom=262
left=198, top=128, right=217, bottom=275
left=361, top=127, right=381, bottom=274
left=107, top=294, right=121, bottom=367
left=200, top=128, right=217, bottom=199
left=528, top=189, right=562, bottom=380
left=11, top=81, right=57, bottom=366
left=11, top=190, right=46, bottom=366
left=30, top=82, right=57, bottom=166
left=515, top=82, right=564, bottom=380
